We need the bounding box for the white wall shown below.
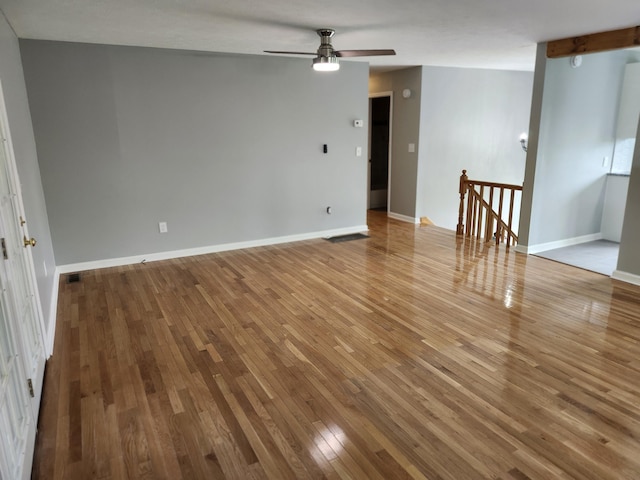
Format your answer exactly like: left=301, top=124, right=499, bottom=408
left=519, top=48, right=628, bottom=249
left=611, top=62, right=640, bottom=174
left=21, top=40, right=370, bottom=266
left=417, top=67, right=533, bottom=231
left=615, top=62, right=640, bottom=139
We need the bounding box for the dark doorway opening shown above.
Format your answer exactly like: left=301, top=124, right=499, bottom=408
left=369, top=96, right=390, bottom=210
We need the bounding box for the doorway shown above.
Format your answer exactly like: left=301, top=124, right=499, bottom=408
left=368, top=94, right=391, bottom=210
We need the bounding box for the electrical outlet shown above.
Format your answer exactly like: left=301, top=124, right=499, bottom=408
left=159, top=222, right=168, bottom=233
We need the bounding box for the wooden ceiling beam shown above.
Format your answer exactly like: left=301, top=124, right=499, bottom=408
left=547, top=25, right=640, bottom=58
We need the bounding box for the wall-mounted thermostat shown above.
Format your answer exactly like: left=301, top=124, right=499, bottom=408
left=354, top=119, right=363, bottom=127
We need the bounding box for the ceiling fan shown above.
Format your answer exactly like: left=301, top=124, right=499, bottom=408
left=265, top=29, right=396, bottom=71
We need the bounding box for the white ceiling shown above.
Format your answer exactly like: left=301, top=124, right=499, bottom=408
left=1, top=0, right=639, bottom=72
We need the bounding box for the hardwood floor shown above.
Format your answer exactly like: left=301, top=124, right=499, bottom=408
left=32, top=211, right=640, bottom=479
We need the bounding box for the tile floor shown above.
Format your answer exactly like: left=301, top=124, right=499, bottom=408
left=533, top=240, right=619, bottom=276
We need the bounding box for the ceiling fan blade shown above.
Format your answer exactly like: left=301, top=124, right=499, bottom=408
left=335, top=49, right=396, bottom=58
left=264, top=50, right=317, bottom=55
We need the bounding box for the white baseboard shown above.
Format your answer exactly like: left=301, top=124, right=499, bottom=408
left=45, top=269, right=60, bottom=357
left=57, top=225, right=369, bottom=274
left=611, top=270, right=640, bottom=286
left=515, top=232, right=603, bottom=255
left=388, top=212, right=419, bottom=224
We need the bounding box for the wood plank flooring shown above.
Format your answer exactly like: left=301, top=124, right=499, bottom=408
left=32, top=211, right=640, bottom=479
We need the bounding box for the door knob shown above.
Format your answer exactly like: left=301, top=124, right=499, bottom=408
left=23, top=236, right=36, bottom=247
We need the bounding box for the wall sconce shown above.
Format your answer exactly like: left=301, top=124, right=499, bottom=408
left=519, top=133, right=528, bottom=152
left=570, top=55, right=582, bottom=68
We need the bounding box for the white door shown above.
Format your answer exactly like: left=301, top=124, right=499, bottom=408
left=0, top=81, right=46, bottom=479
left=0, top=228, right=37, bottom=480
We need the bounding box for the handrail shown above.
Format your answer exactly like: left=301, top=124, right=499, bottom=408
left=456, top=170, right=522, bottom=247
left=460, top=179, right=523, bottom=190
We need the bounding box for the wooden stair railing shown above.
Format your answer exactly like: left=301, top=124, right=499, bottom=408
left=456, top=170, right=522, bottom=247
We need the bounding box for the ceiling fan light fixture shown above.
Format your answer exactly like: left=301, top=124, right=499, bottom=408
left=312, top=55, right=340, bottom=72
left=266, top=28, right=394, bottom=71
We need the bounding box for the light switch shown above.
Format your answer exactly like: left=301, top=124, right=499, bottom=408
left=356, top=146, right=362, bottom=157
left=408, top=143, right=415, bottom=153
left=159, top=222, right=168, bottom=233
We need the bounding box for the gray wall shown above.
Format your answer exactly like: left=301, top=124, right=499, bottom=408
left=617, top=51, right=640, bottom=277
left=0, top=15, right=56, bottom=339
left=601, top=174, right=629, bottom=242
left=369, top=67, right=422, bottom=219
left=517, top=44, right=547, bottom=247
left=417, top=66, right=533, bottom=230
left=20, top=40, right=370, bottom=265
left=519, top=47, right=627, bottom=247
left=618, top=118, right=640, bottom=276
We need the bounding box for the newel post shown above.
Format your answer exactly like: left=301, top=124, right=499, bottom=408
left=456, top=170, right=468, bottom=235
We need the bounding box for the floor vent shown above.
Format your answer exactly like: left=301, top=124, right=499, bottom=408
left=325, top=233, right=369, bottom=243
left=67, top=273, right=81, bottom=283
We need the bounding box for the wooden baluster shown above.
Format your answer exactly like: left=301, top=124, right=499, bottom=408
left=486, top=187, right=494, bottom=243
left=468, top=187, right=474, bottom=237
left=467, top=196, right=472, bottom=237
left=476, top=185, right=484, bottom=239
left=497, top=187, right=504, bottom=245
left=508, top=189, right=515, bottom=247
left=470, top=187, right=476, bottom=237
left=457, top=170, right=468, bottom=235
left=473, top=188, right=478, bottom=237
left=456, top=171, right=521, bottom=246
left=466, top=184, right=476, bottom=237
